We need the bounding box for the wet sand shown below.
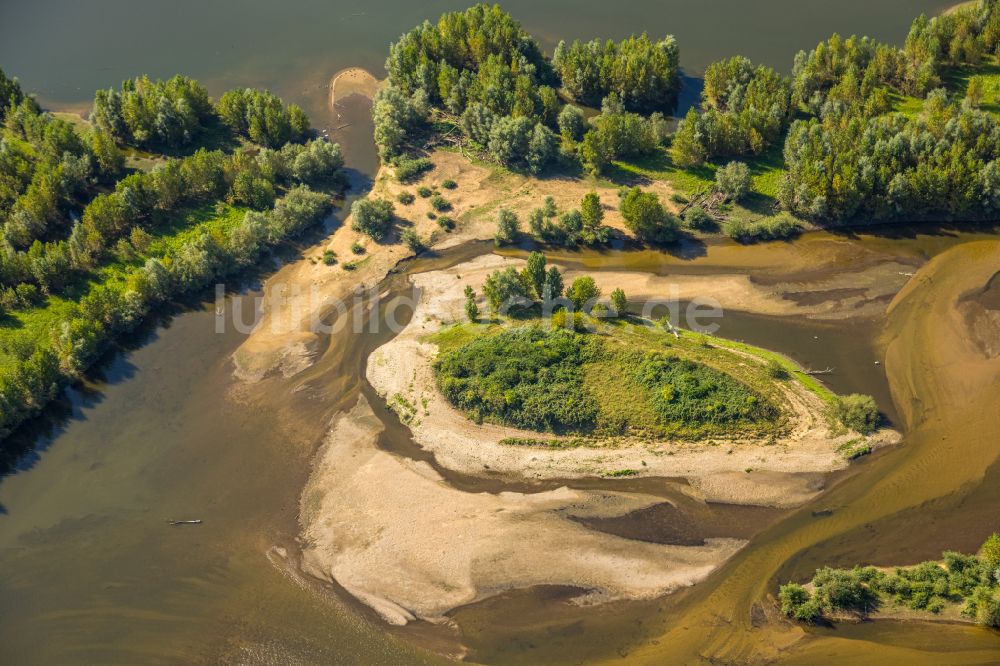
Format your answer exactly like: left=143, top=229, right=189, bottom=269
left=298, top=395, right=746, bottom=625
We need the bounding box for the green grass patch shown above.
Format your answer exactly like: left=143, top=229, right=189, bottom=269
left=837, top=437, right=873, bottom=460
left=613, top=144, right=785, bottom=201
left=942, top=58, right=1000, bottom=114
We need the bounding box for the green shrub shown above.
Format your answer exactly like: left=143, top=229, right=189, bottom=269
left=610, top=288, right=627, bottom=316
left=322, top=250, right=336, bottom=265
left=401, top=229, right=424, bottom=252
left=567, top=276, right=601, bottom=311
left=684, top=205, right=716, bottom=231
left=417, top=186, right=433, bottom=198
left=430, top=195, right=451, bottom=211
left=351, top=197, right=395, bottom=240
left=351, top=241, right=365, bottom=255
left=394, top=156, right=433, bottom=183
left=837, top=438, right=872, bottom=460
left=765, top=359, right=789, bottom=379
left=397, top=191, right=415, bottom=205
left=670, top=192, right=689, bottom=204
left=779, top=583, right=822, bottom=622
left=833, top=394, right=880, bottom=434
left=724, top=214, right=798, bottom=243
left=619, top=187, right=680, bottom=243
left=442, top=179, right=457, bottom=189
left=716, top=161, right=751, bottom=201
left=495, top=208, right=520, bottom=245
left=437, top=215, right=455, bottom=231
left=427, top=211, right=437, bottom=219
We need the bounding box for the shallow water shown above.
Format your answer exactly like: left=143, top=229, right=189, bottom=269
left=2, top=1, right=1000, bottom=664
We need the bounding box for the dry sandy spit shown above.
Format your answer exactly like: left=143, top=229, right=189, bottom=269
left=366, top=253, right=898, bottom=507
left=298, top=394, right=746, bottom=626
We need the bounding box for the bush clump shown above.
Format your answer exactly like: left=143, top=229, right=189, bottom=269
left=394, top=156, right=433, bottom=183
left=442, top=179, right=458, bottom=189
left=684, top=205, right=716, bottom=231
left=430, top=194, right=451, bottom=212
left=632, top=351, right=779, bottom=426
left=401, top=228, right=424, bottom=252
left=832, top=393, right=880, bottom=434
left=780, top=534, right=1000, bottom=627
left=397, top=191, right=415, bottom=205
left=351, top=197, right=395, bottom=240
left=724, top=214, right=798, bottom=243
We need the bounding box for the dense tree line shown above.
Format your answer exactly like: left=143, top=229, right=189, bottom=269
left=90, top=75, right=214, bottom=149
left=385, top=4, right=554, bottom=114
left=674, top=56, right=792, bottom=166
left=0, top=67, right=26, bottom=117
left=91, top=76, right=311, bottom=151
left=0, top=73, right=341, bottom=440
left=774, top=0, right=1000, bottom=222
left=778, top=89, right=1000, bottom=221
left=0, top=185, right=331, bottom=439
left=378, top=4, right=558, bottom=167
left=552, top=33, right=680, bottom=113
left=376, top=4, right=679, bottom=173
left=216, top=88, right=310, bottom=147
left=1, top=136, right=340, bottom=299
left=1, top=99, right=123, bottom=253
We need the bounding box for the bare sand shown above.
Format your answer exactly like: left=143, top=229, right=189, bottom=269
left=364, top=254, right=898, bottom=507
left=298, top=394, right=747, bottom=626
left=329, top=67, right=382, bottom=109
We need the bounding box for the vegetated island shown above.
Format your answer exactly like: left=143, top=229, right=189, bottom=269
left=779, top=533, right=1000, bottom=628
left=366, top=253, right=894, bottom=503
left=0, top=68, right=345, bottom=444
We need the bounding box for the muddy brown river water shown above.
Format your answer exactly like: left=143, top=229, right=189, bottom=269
left=2, top=0, right=999, bottom=663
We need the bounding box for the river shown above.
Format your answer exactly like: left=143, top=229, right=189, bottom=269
left=1, top=1, right=998, bottom=664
